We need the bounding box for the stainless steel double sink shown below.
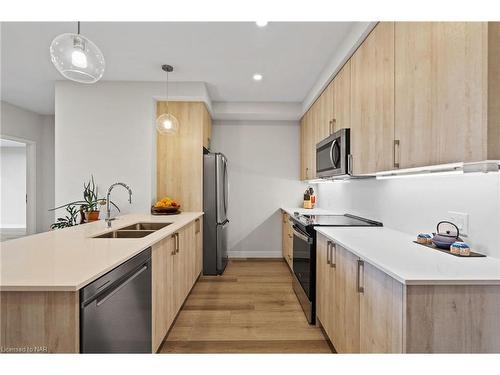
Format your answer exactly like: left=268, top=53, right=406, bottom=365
left=92, top=222, right=171, bottom=239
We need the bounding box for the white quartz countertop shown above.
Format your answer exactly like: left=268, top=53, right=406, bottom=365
left=281, top=207, right=342, bottom=217
left=315, top=227, right=500, bottom=285
left=0, top=212, right=203, bottom=292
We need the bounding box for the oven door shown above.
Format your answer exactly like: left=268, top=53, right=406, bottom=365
left=316, top=128, right=350, bottom=178
left=292, top=224, right=313, bottom=300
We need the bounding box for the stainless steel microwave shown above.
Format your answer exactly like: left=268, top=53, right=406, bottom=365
left=316, top=128, right=351, bottom=178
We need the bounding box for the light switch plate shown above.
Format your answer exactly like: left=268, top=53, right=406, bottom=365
left=448, top=211, right=469, bottom=237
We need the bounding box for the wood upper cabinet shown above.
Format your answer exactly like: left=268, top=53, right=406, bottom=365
left=300, top=110, right=315, bottom=180
left=157, top=101, right=211, bottom=211
left=317, top=82, right=334, bottom=141
left=395, top=22, right=488, bottom=167
left=350, top=22, right=395, bottom=174
left=359, top=261, right=403, bottom=353
left=332, top=61, right=351, bottom=133
left=202, top=105, right=212, bottom=150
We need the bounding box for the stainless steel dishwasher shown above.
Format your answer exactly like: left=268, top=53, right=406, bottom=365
left=80, top=248, right=152, bottom=353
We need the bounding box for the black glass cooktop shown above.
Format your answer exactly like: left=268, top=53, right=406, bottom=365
left=294, top=213, right=383, bottom=227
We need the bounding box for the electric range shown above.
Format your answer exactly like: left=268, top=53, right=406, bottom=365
left=289, top=213, right=383, bottom=324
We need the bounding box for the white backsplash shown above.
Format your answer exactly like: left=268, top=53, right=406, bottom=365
left=316, top=172, right=500, bottom=258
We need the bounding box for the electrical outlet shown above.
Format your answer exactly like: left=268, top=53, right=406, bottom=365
left=448, top=211, right=469, bottom=237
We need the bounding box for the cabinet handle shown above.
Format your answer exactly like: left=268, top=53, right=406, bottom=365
left=348, top=154, right=353, bottom=175
left=357, top=260, right=365, bottom=293
left=331, top=118, right=336, bottom=134
left=288, top=233, right=293, bottom=239
left=171, top=234, right=177, bottom=255
left=330, top=242, right=336, bottom=268
left=329, top=120, right=333, bottom=134
left=305, top=167, right=309, bottom=180
left=175, top=233, right=180, bottom=254
left=326, top=241, right=331, bottom=265
left=195, top=218, right=200, bottom=234
left=394, top=139, right=400, bottom=169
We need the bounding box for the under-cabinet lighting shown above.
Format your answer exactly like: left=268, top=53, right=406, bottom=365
left=375, top=161, right=500, bottom=180
left=376, top=170, right=463, bottom=180
left=256, top=21, right=268, bottom=27
left=306, top=178, right=348, bottom=184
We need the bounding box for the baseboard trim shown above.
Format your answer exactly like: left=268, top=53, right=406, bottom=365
left=228, top=251, right=282, bottom=258
left=230, top=257, right=284, bottom=262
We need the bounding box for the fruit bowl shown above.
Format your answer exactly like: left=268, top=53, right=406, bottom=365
left=152, top=205, right=180, bottom=213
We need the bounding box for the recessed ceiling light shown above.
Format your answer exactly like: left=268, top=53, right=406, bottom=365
left=253, top=73, right=263, bottom=81
left=256, top=21, right=268, bottom=27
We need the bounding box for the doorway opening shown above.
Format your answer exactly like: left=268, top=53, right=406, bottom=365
left=0, top=137, right=34, bottom=241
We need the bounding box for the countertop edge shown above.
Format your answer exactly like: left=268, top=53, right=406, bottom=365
left=315, top=227, right=500, bottom=286
left=1, top=212, right=204, bottom=292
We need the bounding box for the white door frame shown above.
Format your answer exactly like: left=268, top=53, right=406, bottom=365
left=0, top=135, right=36, bottom=234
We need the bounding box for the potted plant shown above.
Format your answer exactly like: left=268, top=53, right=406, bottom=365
left=50, top=175, right=120, bottom=228
left=82, top=176, right=102, bottom=222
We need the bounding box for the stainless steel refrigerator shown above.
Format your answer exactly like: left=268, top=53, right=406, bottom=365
left=203, top=152, right=229, bottom=275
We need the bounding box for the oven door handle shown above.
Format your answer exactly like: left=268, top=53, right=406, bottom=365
left=292, top=225, right=312, bottom=244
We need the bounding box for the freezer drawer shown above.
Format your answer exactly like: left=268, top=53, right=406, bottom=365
left=217, top=220, right=229, bottom=273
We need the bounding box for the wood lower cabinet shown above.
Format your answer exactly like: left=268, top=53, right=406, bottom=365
left=359, top=261, right=403, bottom=353
left=332, top=242, right=361, bottom=353
left=195, top=218, right=203, bottom=276
left=152, top=220, right=201, bottom=352
left=281, top=213, right=293, bottom=269
left=152, top=233, right=175, bottom=352
left=316, top=233, right=335, bottom=343
left=0, top=291, right=80, bottom=353
left=316, top=233, right=500, bottom=353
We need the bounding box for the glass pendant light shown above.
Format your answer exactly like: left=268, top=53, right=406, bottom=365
left=156, top=64, right=179, bottom=135
left=50, top=22, right=105, bottom=84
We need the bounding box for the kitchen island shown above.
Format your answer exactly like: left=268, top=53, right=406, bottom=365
left=0, top=212, right=203, bottom=353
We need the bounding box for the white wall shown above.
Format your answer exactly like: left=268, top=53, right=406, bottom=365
left=0, top=101, right=55, bottom=232
left=54, top=81, right=211, bottom=218
left=211, top=120, right=306, bottom=258
left=0, top=146, right=26, bottom=227
left=316, top=173, right=500, bottom=258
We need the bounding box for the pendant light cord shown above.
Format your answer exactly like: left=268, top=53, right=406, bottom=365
left=77, top=21, right=80, bottom=35
left=166, top=70, right=169, bottom=112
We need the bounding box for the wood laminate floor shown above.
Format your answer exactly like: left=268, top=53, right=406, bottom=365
left=159, top=259, right=332, bottom=353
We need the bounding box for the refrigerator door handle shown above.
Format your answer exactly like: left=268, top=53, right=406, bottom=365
left=223, top=160, right=228, bottom=219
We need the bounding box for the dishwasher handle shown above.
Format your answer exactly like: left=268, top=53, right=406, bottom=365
left=82, top=263, right=148, bottom=307
left=96, top=264, right=148, bottom=307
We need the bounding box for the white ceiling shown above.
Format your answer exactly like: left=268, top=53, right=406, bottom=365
left=1, top=22, right=357, bottom=115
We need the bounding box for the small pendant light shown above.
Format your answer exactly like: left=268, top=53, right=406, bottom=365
left=156, top=64, right=179, bottom=135
left=50, top=22, right=105, bottom=84
left=156, top=64, right=179, bottom=134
